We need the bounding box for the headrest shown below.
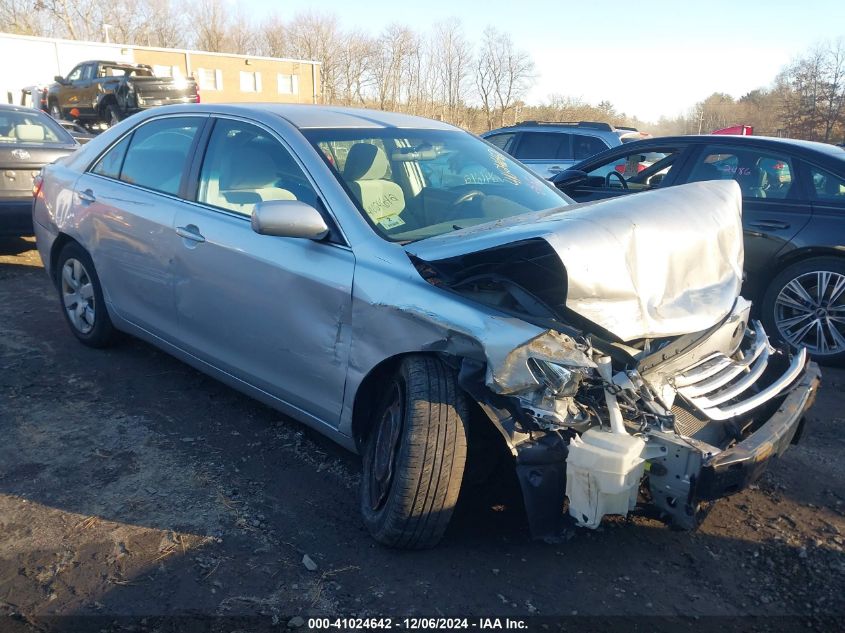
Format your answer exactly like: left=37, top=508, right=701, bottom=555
left=16, top=124, right=45, bottom=142
left=343, top=143, right=389, bottom=181
left=222, top=145, right=279, bottom=189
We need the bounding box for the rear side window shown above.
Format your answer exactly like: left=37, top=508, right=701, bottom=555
left=690, top=145, right=797, bottom=200
left=92, top=135, right=131, bottom=179
left=514, top=132, right=572, bottom=160
left=119, top=117, right=203, bottom=196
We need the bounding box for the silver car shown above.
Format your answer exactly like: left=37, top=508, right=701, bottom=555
left=34, top=105, right=819, bottom=549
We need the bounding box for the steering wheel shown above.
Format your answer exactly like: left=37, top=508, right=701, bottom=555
left=452, top=189, right=486, bottom=207
left=605, top=171, right=629, bottom=190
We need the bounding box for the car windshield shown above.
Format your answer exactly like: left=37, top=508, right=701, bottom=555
left=0, top=110, right=73, bottom=144
left=304, top=128, right=570, bottom=242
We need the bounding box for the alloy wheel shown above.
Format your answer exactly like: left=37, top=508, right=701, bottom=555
left=774, top=270, right=845, bottom=356
left=61, top=258, right=96, bottom=335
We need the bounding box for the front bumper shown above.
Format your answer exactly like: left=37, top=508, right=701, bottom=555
left=695, top=358, right=821, bottom=500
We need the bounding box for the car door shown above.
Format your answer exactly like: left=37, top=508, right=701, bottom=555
left=56, top=64, right=85, bottom=114
left=79, top=115, right=207, bottom=339
left=75, top=63, right=98, bottom=117
left=682, top=143, right=812, bottom=286
left=173, top=116, right=355, bottom=426
left=562, top=144, right=691, bottom=203
left=510, top=131, right=574, bottom=178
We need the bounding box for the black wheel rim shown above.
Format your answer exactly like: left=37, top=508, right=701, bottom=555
left=369, top=379, right=404, bottom=511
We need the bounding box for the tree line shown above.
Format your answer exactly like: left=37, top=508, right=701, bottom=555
left=2, top=0, right=844, bottom=141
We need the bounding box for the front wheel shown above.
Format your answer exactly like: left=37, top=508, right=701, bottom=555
left=360, top=356, right=469, bottom=549
left=55, top=242, right=118, bottom=348
left=761, top=256, right=845, bottom=364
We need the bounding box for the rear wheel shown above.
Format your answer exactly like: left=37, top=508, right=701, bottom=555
left=55, top=242, right=117, bottom=348
left=761, top=257, right=845, bottom=364
left=360, top=356, right=469, bottom=549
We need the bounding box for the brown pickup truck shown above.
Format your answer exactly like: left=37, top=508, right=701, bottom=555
left=47, top=60, right=199, bottom=127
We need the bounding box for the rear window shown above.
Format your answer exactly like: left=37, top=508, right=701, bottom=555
left=0, top=110, right=73, bottom=144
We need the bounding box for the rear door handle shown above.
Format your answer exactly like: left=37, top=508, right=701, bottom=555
left=548, top=166, right=562, bottom=173
left=176, top=225, right=205, bottom=243
left=748, top=220, right=790, bottom=230
left=76, top=189, right=95, bottom=203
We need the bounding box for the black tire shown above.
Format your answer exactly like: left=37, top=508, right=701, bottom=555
left=49, top=101, right=63, bottom=120
left=55, top=242, right=118, bottom=348
left=105, top=103, right=123, bottom=127
left=761, top=256, right=845, bottom=364
left=360, top=356, right=469, bottom=549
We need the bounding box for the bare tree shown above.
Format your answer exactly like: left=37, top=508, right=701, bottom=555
left=335, top=30, right=374, bottom=106
left=431, top=18, right=471, bottom=124
left=283, top=11, right=341, bottom=103
left=191, top=0, right=230, bottom=52
left=475, top=27, right=534, bottom=129
left=2, top=0, right=46, bottom=35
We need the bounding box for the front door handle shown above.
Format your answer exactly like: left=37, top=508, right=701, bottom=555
left=748, top=220, right=790, bottom=230
left=176, top=225, right=205, bottom=243
left=76, top=189, right=95, bottom=203
left=548, top=166, right=562, bottom=174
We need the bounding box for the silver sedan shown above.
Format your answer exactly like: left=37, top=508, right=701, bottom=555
left=33, top=105, right=819, bottom=548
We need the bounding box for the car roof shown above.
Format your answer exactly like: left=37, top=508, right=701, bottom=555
left=619, top=134, right=845, bottom=158
left=140, top=103, right=459, bottom=131
left=0, top=103, right=48, bottom=114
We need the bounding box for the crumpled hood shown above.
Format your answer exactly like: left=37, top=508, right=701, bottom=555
left=406, top=180, right=744, bottom=341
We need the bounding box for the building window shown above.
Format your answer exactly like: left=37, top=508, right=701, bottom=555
left=197, top=68, right=222, bottom=91
left=277, top=73, right=299, bottom=95
left=152, top=65, right=183, bottom=79
left=239, top=71, right=262, bottom=93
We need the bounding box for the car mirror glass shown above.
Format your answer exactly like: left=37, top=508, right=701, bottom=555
left=251, top=200, right=329, bottom=240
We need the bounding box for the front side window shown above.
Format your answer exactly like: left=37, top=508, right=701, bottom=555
left=119, top=117, right=204, bottom=195
left=484, top=132, right=515, bottom=152
left=198, top=119, right=318, bottom=217
left=689, top=145, right=796, bottom=200
left=305, top=128, right=570, bottom=242
left=67, top=66, right=83, bottom=82
left=809, top=165, right=845, bottom=203
left=585, top=147, right=682, bottom=190
left=573, top=135, right=609, bottom=160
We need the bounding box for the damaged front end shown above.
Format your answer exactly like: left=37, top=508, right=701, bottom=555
left=407, top=182, right=821, bottom=538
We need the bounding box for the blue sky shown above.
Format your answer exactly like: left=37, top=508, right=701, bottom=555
left=247, top=0, right=845, bottom=121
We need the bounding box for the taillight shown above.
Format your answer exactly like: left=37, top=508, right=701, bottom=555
left=33, top=173, right=44, bottom=198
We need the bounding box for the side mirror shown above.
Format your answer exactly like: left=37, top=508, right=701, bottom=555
left=251, top=200, right=329, bottom=240
left=551, top=169, right=588, bottom=191
left=54, top=76, right=66, bottom=84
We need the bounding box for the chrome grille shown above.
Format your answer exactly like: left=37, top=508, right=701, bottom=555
left=674, top=321, right=807, bottom=421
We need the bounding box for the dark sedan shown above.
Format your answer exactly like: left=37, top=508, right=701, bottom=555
left=1, top=104, right=78, bottom=236
left=552, top=135, right=845, bottom=363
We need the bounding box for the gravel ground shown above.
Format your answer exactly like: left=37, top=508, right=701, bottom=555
left=0, top=237, right=843, bottom=632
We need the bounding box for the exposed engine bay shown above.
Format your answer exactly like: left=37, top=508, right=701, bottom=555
left=406, top=182, right=820, bottom=536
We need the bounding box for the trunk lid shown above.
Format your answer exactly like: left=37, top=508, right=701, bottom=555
left=0, top=144, right=76, bottom=198
left=406, top=180, right=744, bottom=342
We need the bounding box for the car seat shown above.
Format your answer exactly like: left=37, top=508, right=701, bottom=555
left=216, top=144, right=296, bottom=214
left=734, top=162, right=768, bottom=198
left=342, top=143, right=405, bottom=226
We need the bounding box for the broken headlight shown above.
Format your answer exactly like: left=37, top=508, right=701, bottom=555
left=527, top=358, right=587, bottom=397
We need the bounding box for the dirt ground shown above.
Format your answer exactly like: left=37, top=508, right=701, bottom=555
left=0, top=237, right=843, bottom=632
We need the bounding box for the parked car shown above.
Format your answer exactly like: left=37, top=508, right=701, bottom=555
left=34, top=105, right=819, bottom=548
left=553, top=135, right=845, bottom=364
left=57, top=120, right=95, bottom=144
left=47, top=61, right=199, bottom=127
left=0, top=104, right=78, bottom=236
left=481, top=121, right=630, bottom=179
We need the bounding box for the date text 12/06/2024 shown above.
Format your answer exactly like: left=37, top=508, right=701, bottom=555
left=308, top=618, right=528, bottom=630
